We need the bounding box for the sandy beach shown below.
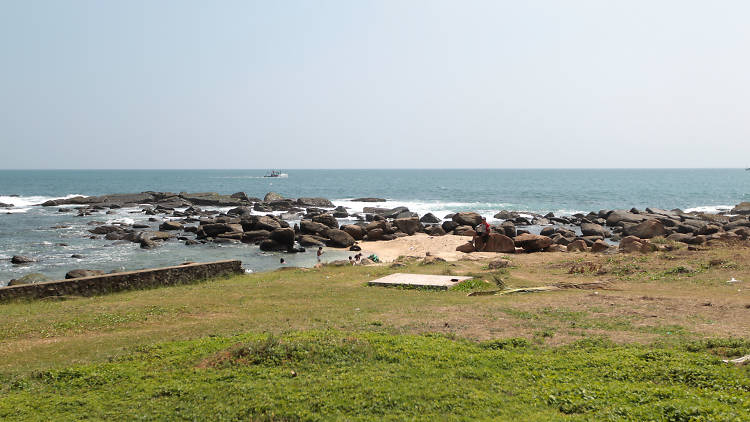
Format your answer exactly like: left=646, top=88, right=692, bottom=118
left=354, top=233, right=503, bottom=262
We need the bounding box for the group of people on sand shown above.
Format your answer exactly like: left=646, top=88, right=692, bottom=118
left=348, top=253, right=363, bottom=265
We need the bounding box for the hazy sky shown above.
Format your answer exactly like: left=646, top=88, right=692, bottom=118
left=1, top=1, right=749, bottom=169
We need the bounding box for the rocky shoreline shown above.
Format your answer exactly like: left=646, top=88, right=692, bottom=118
left=4, top=191, right=750, bottom=285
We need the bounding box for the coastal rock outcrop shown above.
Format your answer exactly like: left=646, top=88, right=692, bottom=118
left=263, top=192, right=284, bottom=202
left=619, top=236, right=656, bottom=253
left=8, top=273, right=50, bottom=286
left=419, top=213, right=440, bottom=224
left=566, top=239, right=587, bottom=252
left=479, top=233, right=515, bottom=253
left=394, top=217, right=422, bottom=236
left=297, top=197, right=334, bottom=208
left=312, top=214, right=339, bottom=229
left=270, top=228, right=296, bottom=250
left=352, top=198, right=386, bottom=202
left=452, top=212, right=482, bottom=227
left=324, top=229, right=356, bottom=248
left=341, top=224, right=366, bottom=240
left=513, top=233, right=553, bottom=252
left=623, top=219, right=666, bottom=239
left=11, top=255, right=36, bottom=265
left=65, top=269, right=105, bottom=279
left=731, top=202, right=750, bottom=215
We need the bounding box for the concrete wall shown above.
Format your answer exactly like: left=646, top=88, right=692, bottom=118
left=0, top=260, right=243, bottom=302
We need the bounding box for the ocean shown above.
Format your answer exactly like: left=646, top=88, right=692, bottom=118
left=1, top=169, right=748, bottom=283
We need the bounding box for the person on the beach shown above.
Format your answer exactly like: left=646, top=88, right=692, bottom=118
left=279, top=258, right=286, bottom=265
left=474, top=217, right=491, bottom=251
left=348, top=256, right=354, bottom=265
left=317, top=246, right=324, bottom=262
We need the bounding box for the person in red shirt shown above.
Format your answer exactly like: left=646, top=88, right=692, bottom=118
left=474, top=217, right=491, bottom=251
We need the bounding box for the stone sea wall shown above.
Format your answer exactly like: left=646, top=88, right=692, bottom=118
left=0, top=260, right=243, bottom=302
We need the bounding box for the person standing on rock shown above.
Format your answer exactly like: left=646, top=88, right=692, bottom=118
left=474, top=217, right=491, bottom=251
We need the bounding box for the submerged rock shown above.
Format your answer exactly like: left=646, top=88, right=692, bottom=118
left=11, top=255, right=36, bottom=265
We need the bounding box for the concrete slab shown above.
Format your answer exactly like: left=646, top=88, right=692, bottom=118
left=367, top=273, right=472, bottom=290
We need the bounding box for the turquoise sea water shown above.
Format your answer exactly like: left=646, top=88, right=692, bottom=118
left=1, top=169, right=748, bottom=283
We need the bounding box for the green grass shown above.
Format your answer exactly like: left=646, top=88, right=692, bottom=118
left=1, top=330, right=748, bottom=421
left=2, top=246, right=750, bottom=420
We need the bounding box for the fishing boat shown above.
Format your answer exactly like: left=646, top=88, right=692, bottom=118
left=263, top=170, right=288, bottom=178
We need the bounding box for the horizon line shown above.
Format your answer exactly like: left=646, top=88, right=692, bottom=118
left=1, top=167, right=748, bottom=171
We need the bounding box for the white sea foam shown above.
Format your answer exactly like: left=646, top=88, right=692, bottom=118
left=684, top=205, right=733, bottom=214
left=0, top=194, right=87, bottom=214
left=106, top=217, right=136, bottom=226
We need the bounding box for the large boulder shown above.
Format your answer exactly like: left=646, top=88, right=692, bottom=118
left=8, top=273, right=50, bottom=286
left=441, top=220, right=459, bottom=233
left=494, top=210, right=518, bottom=220
left=179, top=192, right=241, bottom=207
left=384, top=207, right=410, bottom=219
left=453, top=225, right=476, bottom=237
left=251, top=215, right=282, bottom=231
left=452, top=212, right=482, bottom=227
left=259, top=239, right=288, bottom=252
left=230, top=192, right=251, bottom=202
left=227, top=206, right=254, bottom=217
left=341, top=224, right=366, bottom=240
left=199, top=223, right=240, bottom=238
left=300, top=220, right=330, bottom=235
left=11, top=255, right=36, bottom=265
left=606, top=211, right=648, bottom=227
left=365, top=220, right=386, bottom=231
left=566, top=239, right=587, bottom=252
left=513, top=233, right=553, bottom=252
left=242, top=230, right=271, bottom=243
left=312, top=214, right=339, bottom=229
left=619, top=236, right=656, bottom=253
left=624, top=220, right=666, bottom=239
left=140, top=239, right=159, bottom=249
left=581, top=223, right=607, bottom=237
left=65, top=269, right=105, bottom=279
left=270, top=228, right=296, bottom=249
left=480, top=233, right=515, bottom=253
left=590, top=240, right=610, bottom=253
left=456, top=242, right=476, bottom=253
left=731, top=202, right=750, bottom=215
left=366, top=228, right=384, bottom=241
left=263, top=192, right=284, bottom=202
left=499, top=221, right=516, bottom=237
left=424, top=225, right=446, bottom=236
left=324, top=229, right=356, bottom=248
left=298, top=235, right=326, bottom=247
left=332, top=206, right=349, bottom=218
left=394, top=217, right=422, bottom=235
left=419, top=213, right=440, bottom=224
left=159, top=221, right=183, bottom=231
left=297, top=197, right=334, bottom=208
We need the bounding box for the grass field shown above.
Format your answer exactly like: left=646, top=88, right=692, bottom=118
left=1, top=245, right=749, bottom=420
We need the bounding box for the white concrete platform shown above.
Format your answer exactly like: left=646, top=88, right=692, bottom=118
left=367, top=273, right=472, bottom=290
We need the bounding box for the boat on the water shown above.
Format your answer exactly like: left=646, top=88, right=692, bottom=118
left=263, top=170, right=288, bottom=178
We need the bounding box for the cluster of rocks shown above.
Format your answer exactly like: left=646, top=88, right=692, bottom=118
left=26, top=192, right=750, bottom=256
left=456, top=203, right=750, bottom=254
